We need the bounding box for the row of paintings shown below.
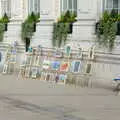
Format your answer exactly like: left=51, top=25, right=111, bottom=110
left=23, top=60, right=81, bottom=73
left=42, top=60, right=81, bottom=73
left=24, top=67, right=67, bottom=84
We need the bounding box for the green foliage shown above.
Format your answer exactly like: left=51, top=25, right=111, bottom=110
left=0, top=13, right=10, bottom=42
left=96, top=10, right=117, bottom=50
left=21, top=12, right=40, bottom=42
left=2, top=13, right=10, bottom=23
left=0, top=23, right=5, bottom=42
left=52, top=23, right=69, bottom=47
left=52, top=10, right=77, bottom=47
left=59, top=10, right=77, bottom=23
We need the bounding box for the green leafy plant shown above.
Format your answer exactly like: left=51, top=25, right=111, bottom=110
left=96, top=10, right=117, bottom=50
left=52, top=10, right=77, bottom=47
left=21, top=12, right=40, bottom=42
left=0, top=13, right=10, bottom=41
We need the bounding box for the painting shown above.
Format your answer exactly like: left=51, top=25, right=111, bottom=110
left=58, top=74, right=67, bottom=84
left=76, top=48, right=82, bottom=59
left=42, top=60, right=51, bottom=70
left=53, top=48, right=63, bottom=58
left=51, top=61, right=60, bottom=70
left=70, top=61, right=81, bottom=73
left=65, top=45, right=71, bottom=57
left=73, top=61, right=81, bottom=73
left=31, top=67, right=38, bottom=78
left=60, top=62, right=69, bottom=72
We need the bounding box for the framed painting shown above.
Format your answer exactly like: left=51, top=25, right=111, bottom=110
left=31, top=67, right=38, bottom=78
left=58, top=74, right=67, bottom=84
left=60, top=62, right=69, bottom=72
left=42, top=60, right=51, bottom=70
left=73, top=61, right=81, bottom=73
left=65, top=45, right=71, bottom=57
left=53, top=48, right=63, bottom=58
left=76, top=48, right=83, bottom=59
left=51, top=61, right=60, bottom=71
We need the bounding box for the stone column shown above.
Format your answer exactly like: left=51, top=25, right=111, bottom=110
left=54, top=0, right=60, bottom=21
left=77, top=0, right=97, bottom=20
left=11, top=0, right=24, bottom=20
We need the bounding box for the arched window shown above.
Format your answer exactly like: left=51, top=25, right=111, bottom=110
left=1, top=0, right=11, bottom=17
left=28, top=0, right=40, bottom=14
left=60, top=0, right=77, bottom=13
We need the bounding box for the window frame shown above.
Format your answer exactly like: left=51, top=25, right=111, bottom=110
left=60, top=0, right=77, bottom=14
left=28, top=0, right=40, bottom=15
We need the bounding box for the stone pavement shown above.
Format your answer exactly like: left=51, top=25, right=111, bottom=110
left=0, top=74, right=120, bottom=120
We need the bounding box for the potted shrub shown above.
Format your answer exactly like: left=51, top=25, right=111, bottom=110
left=2, top=13, right=9, bottom=31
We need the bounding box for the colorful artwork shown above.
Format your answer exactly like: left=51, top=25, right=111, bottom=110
left=70, top=61, right=81, bottom=73
left=73, top=61, right=81, bottom=73
left=65, top=45, right=71, bottom=57
left=42, top=60, right=51, bottom=69
left=51, top=61, right=60, bottom=70
left=60, top=62, right=69, bottom=72
left=58, top=74, right=67, bottom=84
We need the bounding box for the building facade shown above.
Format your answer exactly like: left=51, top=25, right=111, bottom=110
left=0, top=0, right=120, bottom=52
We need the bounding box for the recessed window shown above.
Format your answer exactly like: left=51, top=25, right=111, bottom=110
left=105, top=0, right=120, bottom=13
left=28, top=0, right=40, bottom=14
left=1, top=0, right=11, bottom=17
left=61, top=0, right=77, bottom=13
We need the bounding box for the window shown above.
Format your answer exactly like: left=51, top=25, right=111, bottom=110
left=1, top=0, right=11, bottom=17
left=105, top=0, right=120, bottom=13
left=61, top=0, right=77, bottom=13
left=28, top=0, right=40, bottom=14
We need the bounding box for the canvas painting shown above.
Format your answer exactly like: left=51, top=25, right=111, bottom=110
left=73, top=61, right=81, bottom=73
left=51, top=61, right=60, bottom=70
left=31, top=67, right=38, bottom=78
left=60, top=62, right=69, bottom=72
left=76, top=48, right=82, bottom=59
left=58, top=74, right=67, bottom=84
left=42, top=60, right=51, bottom=70
left=53, top=48, right=63, bottom=58
left=65, top=45, right=71, bottom=57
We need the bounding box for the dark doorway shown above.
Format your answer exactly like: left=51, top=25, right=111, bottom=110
left=25, top=37, right=30, bottom=52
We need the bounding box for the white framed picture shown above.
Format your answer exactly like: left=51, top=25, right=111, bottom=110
left=70, top=61, right=81, bottom=73
left=31, top=67, right=38, bottom=78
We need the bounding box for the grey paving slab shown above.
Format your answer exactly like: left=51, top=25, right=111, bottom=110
left=0, top=74, right=120, bottom=120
